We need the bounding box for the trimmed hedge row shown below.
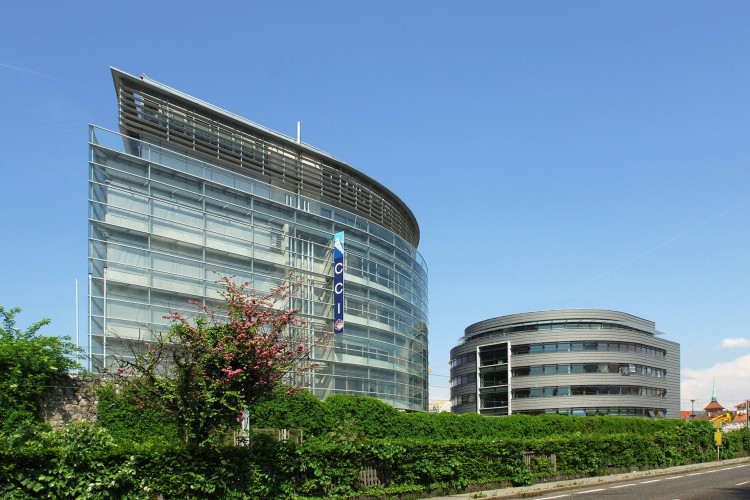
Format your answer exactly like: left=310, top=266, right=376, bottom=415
left=248, top=391, right=704, bottom=440
left=3, top=421, right=747, bottom=499
left=98, top=387, right=713, bottom=445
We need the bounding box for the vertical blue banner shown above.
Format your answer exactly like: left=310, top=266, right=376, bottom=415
left=333, top=232, right=344, bottom=334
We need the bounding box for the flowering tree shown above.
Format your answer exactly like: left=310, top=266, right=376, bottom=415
left=112, top=276, right=320, bottom=446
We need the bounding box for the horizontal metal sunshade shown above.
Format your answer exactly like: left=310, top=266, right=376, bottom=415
left=113, top=69, right=420, bottom=247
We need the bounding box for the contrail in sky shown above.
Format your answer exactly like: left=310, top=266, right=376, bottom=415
left=560, top=197, right=750, bottom=299
left=0, top=62, right=93, bottom=89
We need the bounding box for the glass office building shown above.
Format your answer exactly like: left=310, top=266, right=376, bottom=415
left=88, top=68, right=429, bottom=411
left=450, top=310, right=679, bottom=417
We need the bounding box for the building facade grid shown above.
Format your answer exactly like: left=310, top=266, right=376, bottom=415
left=88, top=69, right=428, bottom=411
left=450, top=310, right=679, bottom=418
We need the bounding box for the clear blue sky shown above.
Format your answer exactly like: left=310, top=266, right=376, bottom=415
left=2, top=1, right=749, bottom=411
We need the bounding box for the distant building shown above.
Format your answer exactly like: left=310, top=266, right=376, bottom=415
left=701, top=384, right=727, bottom=419
left=450, top=310, right=680, bottom=418
left=428, top=400, right=451, bottom=413
left=731, top=411, right=747, bottom=425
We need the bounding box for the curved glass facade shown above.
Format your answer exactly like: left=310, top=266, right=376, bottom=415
left=88, top=69, right=428, bottom=411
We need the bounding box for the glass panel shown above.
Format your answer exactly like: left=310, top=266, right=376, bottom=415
left=514, top=345, right=530, bottom=355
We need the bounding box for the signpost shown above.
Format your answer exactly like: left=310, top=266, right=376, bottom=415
left=714, top=421, right=722, bottom=460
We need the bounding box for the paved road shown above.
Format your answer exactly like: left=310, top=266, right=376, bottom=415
left=431, top=457, right=750, bottom=500
left=530, top=462, right=750, bottom=499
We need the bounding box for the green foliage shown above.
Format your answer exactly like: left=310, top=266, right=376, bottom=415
left=0, top=306, right=82, bottom=434
left=0, top=421, right=742, bottom=499
left=0, top=423, right=273, bottom=499
left=247, top=385, right=331, bottom=437
left=250, top=391, right=700, bottom=444
left=322, top=394, right=403, bottom=439
left=95, top=382, right=180, bottom=445
left=721, top=427, right=750, bottom=459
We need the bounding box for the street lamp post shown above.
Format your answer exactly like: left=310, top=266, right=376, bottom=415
left=691, top=399, right=695, bottom=418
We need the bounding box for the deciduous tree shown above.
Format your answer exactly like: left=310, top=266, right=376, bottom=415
left=0, top=306, right=82, bottom=433
left=111, top=276, right=322, bottom=446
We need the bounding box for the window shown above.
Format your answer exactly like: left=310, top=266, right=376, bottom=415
left=450, top=373, right=476, bottom=387
left=481, top=371, right=507, bottom=387
left=450, top=352, right=477, bottom=368
left=451, top=393, right=476, bottom=406
left=480, top=344, right=508, bottom=366
left=513, top=345, right=530, bottom=355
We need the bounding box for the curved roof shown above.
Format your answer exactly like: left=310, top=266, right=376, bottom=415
left=110, top=67, right=421, bottom=247
left=463, top=309, right=661, bottom=342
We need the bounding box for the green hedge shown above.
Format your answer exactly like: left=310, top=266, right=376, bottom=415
left=96, top=383, right=180, bottom=445
left=102, top=388, right=701, bottom=444
left=248, top=391, right=700, bottom=441
left=3, top=421, right=743, bottom=499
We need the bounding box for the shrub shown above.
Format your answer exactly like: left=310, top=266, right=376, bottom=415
left=96, top=382, right=180, bottom=445
left=0, top=306, right=82, bottom=434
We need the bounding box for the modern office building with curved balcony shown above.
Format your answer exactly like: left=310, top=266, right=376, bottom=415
left=450, top=310, right=679, bottom=418
left=88, top=68, right=429, bottom=411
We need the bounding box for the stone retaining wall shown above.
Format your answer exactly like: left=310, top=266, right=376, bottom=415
left=37, top=376, right=98, bottom=430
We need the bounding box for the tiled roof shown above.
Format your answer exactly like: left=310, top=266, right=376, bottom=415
left=704, top=401, right=725, bottom=411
